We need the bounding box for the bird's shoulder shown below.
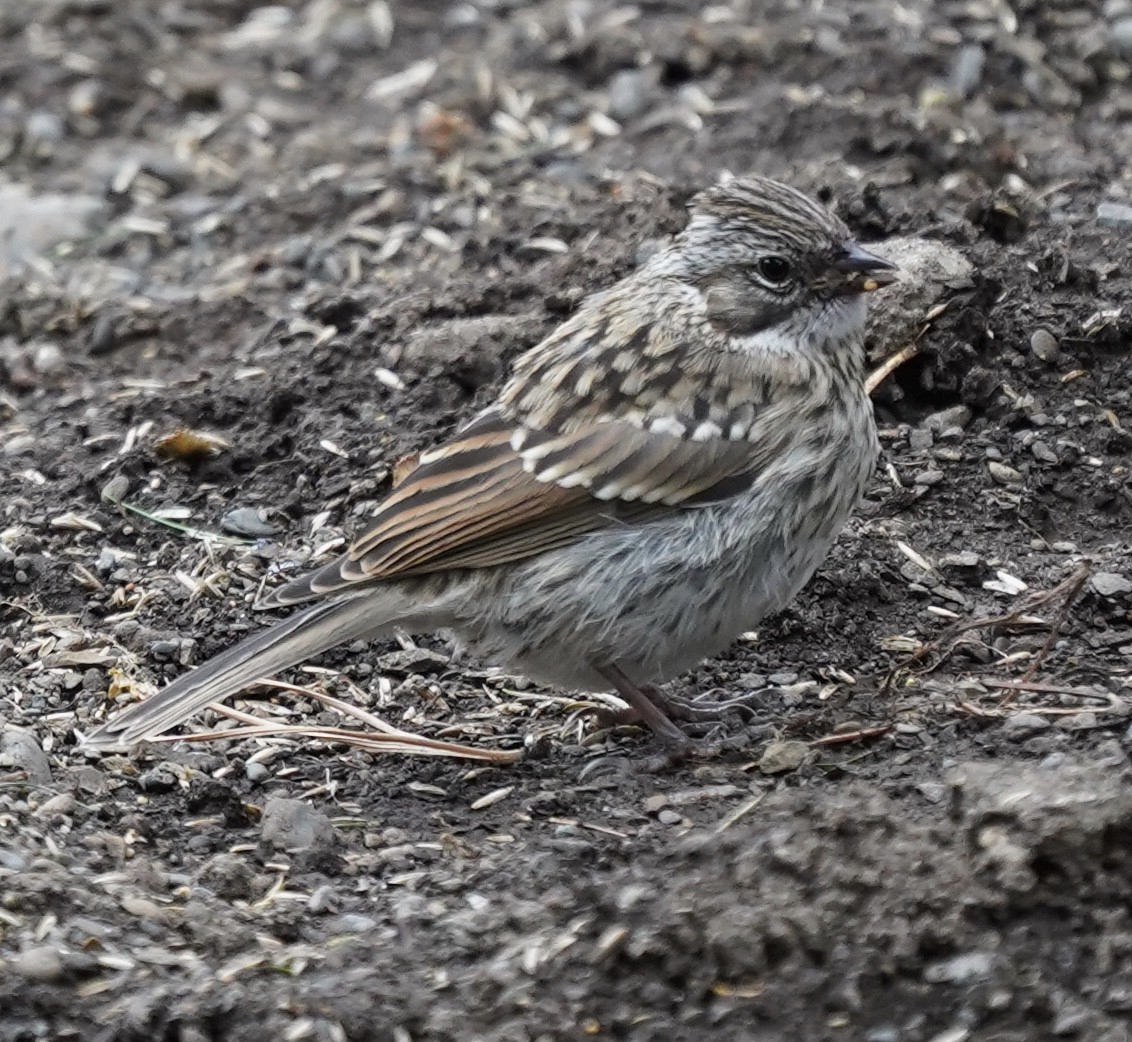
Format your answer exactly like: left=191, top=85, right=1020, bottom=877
left=498, top=279, right=783, bottom=443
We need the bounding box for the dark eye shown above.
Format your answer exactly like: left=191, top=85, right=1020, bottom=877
left=756, top=255, right=793, bottom=286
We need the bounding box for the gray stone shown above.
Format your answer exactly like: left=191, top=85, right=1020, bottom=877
left=1002, top=713, right=1051, bottom=736
left=261, top=797, right=335, bottom=851
left=758, top=740, right=809, bottom=775
left=1030, top=328, right=1060, bottom=362
left=924, top=950, right=993, bottom=983
left=1112, top=17, right=1132, bottom=56
left=1097, top=200, right=1132, bottom=226
left=0, top=182, right=106, bottom=279
left=865, top=237, right=974, bottom=362
left=221, top=507, right=278, bottom=538
left=13, top=946, right=65, bottom=982
left=1092, top=572, right=1132, bottom=597
left=0, top=728, right=52, bottom=784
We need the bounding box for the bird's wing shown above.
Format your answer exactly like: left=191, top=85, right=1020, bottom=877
left=258, top=407, right=764, bottom=607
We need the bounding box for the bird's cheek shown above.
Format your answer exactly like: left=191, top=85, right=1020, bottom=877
left=703, top=284, right=778, bottom=338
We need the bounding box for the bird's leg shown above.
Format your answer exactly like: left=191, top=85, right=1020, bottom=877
left=596, top=682, right=774, bottom=724
left=650, top=686, right=775, bottom=721
left=594, top=664, right=690, bottom=751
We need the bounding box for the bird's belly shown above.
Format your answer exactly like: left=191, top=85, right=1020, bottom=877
left=447, top=482, right=862, bottom=692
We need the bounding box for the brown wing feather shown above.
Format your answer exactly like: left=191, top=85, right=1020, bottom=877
left=258, top=409, right=763, bottom=609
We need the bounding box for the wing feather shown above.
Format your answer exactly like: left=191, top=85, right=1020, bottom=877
left=258, top=408, right=764, bottom=609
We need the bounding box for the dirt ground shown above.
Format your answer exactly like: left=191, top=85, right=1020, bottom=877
left=2, top=0, right=1132, bottom=1039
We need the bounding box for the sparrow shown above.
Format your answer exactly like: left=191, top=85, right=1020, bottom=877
left=84, top=175, right=895, bottom=754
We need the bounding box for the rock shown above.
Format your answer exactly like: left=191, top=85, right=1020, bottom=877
left=1111, top=17, right=1132, bottom=56
left=758, top=740, right=810, bottom=774
left=261, top=797, right=335, bottom=851
left=13, top=945, right=65, bottom=982
left=331, top=913, right=379, bottom=934
left=940, top=551, right=980, bottom=570
left=99, top=475, right=130, bottom=504
left=35, top=793, right=75, bottom=817
left=924, top=950, right=994, bottom=983
left=1030, top=328, right=1060, bottom=362
left=0, top=182, right=106, bottom=279
left=951, top=760, right=1132, bottom=894
left=988, top=461, right=1023, bottom=485
left=1092, top=572, right=1132, bottom=598
left=137, top=762, right=181, bottom=793
left=1002, top=713, right=1051, bottom=737
left=221, top=507, right=278, bottom=538
left=948, top=44, right=986, bottom=98
left=1057, top=713, right=1098, bottom=731
left=391, top=314, right=536, bottom=381
left=865, top=237, right=974, bottom=361
left=0, top=728, right=52, bottom=784
left=608, top=68, right=657, bottom=120
left=32, top=342, right=64, bottom=376
left=0, top=846, right=29, bottom=872
left=198, top=853, right=256, bottom=901
left=908, top=428, right=933, bottom=451
left=308, top=884, right=339, bottom=913
left=914, top=469, right=945, bottom=487
left=924, top=405, right=972, bottom=434
left=1097, top=200, right=1132, bottom=226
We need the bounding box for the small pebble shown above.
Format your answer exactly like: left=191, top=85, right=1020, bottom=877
left=767, top=671, right=798, bottom=686
left=988, top=461, right=1023, bottom=485
left=138, top=763, right=180, bottom=793
left=261, top=797, right=335, bottom=851
left=331, top=913, right=379, bottom=934
left=917, top=782, right=946, bottom=804
left=1112, top=17, right=1132, bottom=56
left=308, top=884, right=338, bottom=913
left=1097, top=200, right=1132, bottom=226
left=607, top=68, right=654, bottom=120
left=948, top=43, right=985, bottom=97
left=32, top=342, right=64, bottom=375
left=197, top=853, right=255, bottom=901
left=1092, top=572, right=1132, bottom=597
left=245, top=761, right=269, bottom=784
left=0, top=729, right=52, bottom=784
left=924, top=951, right=993, bottom=984
left=1057, top=712, right=1097, bottom=731
left=13, top=946, right=65, bottom=982
left=0, top=846, right=29, bottom=872
left=940, top=551, right=980, bottom=569
left=657, top=809, right=683, bottom=826
left=925, top=405, right=972, bottom=433
left=914, top=469, right=945, bottom=487
left=1029, top=328, right=1059, bottom=362
left=1002, top=713, right=1051, bottom=737
left=908, top=428, right=933, bottom=451
left=221, top=507, right=278, bottom=538
left=35, top=793, right=75, bottom=818
left=758, top=740, right=809, bottom=774
left=100, top=475, right=130, bottom=503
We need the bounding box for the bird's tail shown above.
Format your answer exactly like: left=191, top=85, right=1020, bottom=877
left=83, top=592, right=418, bottom=750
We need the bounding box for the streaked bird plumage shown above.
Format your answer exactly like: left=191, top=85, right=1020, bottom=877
left=85, top=175, right=895, bottom=753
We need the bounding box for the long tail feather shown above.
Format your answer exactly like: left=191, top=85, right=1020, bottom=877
left=84, top=593, right=414, bottom=749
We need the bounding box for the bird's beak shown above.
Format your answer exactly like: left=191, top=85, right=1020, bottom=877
left=831, top=243, right=898, bottom=294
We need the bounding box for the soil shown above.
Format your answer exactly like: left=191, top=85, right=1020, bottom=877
left=2, top=1, right=1132, bottom=1040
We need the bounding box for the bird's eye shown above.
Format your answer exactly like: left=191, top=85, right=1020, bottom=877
left=756, top=255, right=793, bottom=286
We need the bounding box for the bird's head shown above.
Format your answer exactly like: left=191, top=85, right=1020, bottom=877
left=670, top=175, right=896, bottom=352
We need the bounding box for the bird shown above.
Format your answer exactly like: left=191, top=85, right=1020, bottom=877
left=84, top=174, right=896, bottom=755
